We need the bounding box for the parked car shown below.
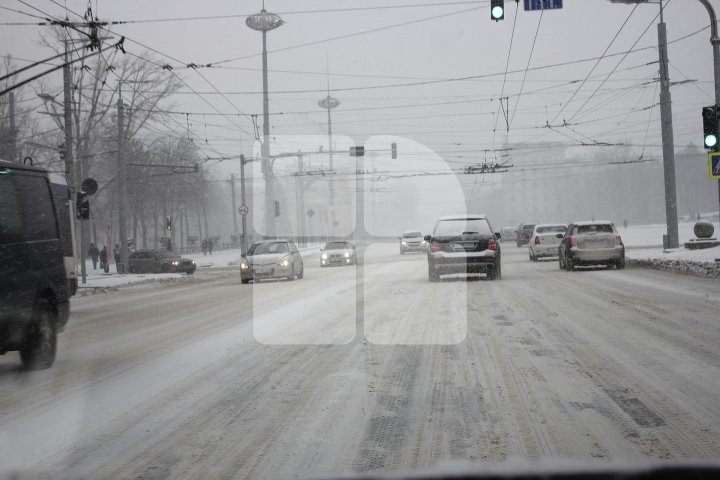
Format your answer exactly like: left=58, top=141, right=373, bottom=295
left=558, top=221, right=625, bottom=271
left=0, top=160, right=71, bottom=370
left=320, top=241, right=356, bottom=267
left=516, top=222, right=536, bottom=247
left=500, top=226, right=516, bottom=243
left=425, top=214, right=501, bottom=281
left=528, top=223, right=567, bottom=261
left=128, top=249, right=196, bottom=274
left=399, top=230, right=426, bottom=254
left=240, top=239, right=304, bottom=283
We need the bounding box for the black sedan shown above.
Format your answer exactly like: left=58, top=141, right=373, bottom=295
left=128, top=250, right=196, bottom=274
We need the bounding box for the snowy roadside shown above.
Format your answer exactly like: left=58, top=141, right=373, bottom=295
left=75, top=246, right=321, bottom=295
left=621, top=218, right=720, bottom=279
left=626, top=245, right=720, bottom=279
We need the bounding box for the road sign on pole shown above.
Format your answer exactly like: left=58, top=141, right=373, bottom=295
left=709, top=152, right=720, bottom=179
left=239, top=205, right=249, bottom=216
left=524, top=0, right=562, bottom=11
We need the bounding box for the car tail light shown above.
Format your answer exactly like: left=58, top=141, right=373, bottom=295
left=615, top=234, right=623, bottom=244
left=431, top=242, right=441, bottom=253
left=570, top=235, right=577, bottom=246
left=534, top=235, right=541, bottom=245
left=488, top=239, right=497, bottom=251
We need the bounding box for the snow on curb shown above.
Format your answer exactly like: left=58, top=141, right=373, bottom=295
left=627, top=257, right=720, bottom=279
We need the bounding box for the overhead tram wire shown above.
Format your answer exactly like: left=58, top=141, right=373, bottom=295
left=193, top=5, right=484, bottom=69
left=566, top=3, right=666, bottom=123
left=492, top=2, right=519, bottom=152
left=509, top=7, right=543, bottom=129
left=548, top=3, right=639, bottom=127
left=100, top=31, right=255, bottom=140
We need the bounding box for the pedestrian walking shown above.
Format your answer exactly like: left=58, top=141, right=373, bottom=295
left=208, top=237, right=214, bottom=255
left=202, top=239, right=208, bottom=256
left=100, top=246, right=109, bottom=273
left=88, top=243, right=100, bottom=270
left=113, top=244, right=121, bottom=272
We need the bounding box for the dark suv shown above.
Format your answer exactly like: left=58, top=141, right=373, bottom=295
left=425, top=215, right=501, bottom=281
left=0, top=161, right=71, bottom=369
left=516, top=222, right=536, bottom=247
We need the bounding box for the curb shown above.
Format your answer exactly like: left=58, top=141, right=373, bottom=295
left=627, top=257, right=720, bottom=279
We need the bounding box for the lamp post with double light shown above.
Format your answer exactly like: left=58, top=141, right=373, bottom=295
left=246, top=7, right=284, bottom=237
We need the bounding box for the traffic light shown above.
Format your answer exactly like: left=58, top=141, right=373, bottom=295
left=76, top=192, right=89, bottom=219
left=274, top=200, right=280, bottom=217
left=391, top=142, right=397, bottom=159
left=490, top=0, right=504, bottom=21
left=703, top=106, right=718, bottom=149
left=165, top=216, right=172, bottom=231
left=58, top=143, right=66, bottom=159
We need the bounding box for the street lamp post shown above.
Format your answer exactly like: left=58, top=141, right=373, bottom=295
left=318, top=94, right=340, bottom=206
left=246, top=8, right=284, bottom=237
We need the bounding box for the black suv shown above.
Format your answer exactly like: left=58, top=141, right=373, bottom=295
left=0, top=161, right=71, bottom=369
left=425, top=215, right=501, bottom=282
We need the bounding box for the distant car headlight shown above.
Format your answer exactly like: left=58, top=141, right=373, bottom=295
left=344, top=252, right=350, bottom=258
left=401, top=241, right=407, bottom=245
left=278, top=259, right=289, bottom=267
left=321, top=253, right=328, bottom=259
left=171, top=261, right=180, bottom=266
left=240, top=262, right=249, bottom=270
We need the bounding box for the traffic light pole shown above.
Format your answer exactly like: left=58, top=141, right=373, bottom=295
left=697, top=0, right=720, bottom=222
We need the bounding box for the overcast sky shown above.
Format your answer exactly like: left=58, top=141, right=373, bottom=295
left=1, top=0, right=715, bottom=171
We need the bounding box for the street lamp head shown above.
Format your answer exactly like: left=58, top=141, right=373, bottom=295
left=318, top=96, right=341, bottom=109
left=246, top=9, right=284, bottom=32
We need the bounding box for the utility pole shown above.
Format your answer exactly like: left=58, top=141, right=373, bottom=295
left=8, top=92, right=17, bottom=162
left=240, top=155, right=249, bottom=253
left=117, top=92, right=129, bottom=273
left=657, top=3, right=679, bottom=249
left=230, top=174, right=238, bottom=234
left=294, top=152, right=306, bottom=247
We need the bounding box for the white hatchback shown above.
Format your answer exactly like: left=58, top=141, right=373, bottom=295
left=528, top=224, right=567, bottom=261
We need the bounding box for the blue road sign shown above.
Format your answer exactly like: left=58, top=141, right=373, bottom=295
left=524, top=0, right=563, bottom=11
left=709, top=152, right=720, bottom=179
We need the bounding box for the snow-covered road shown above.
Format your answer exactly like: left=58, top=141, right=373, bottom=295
left=2, top=244, right=720, bottom=478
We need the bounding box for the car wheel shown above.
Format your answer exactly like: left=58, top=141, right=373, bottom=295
left=287, top=264, right=295, bottom=281
left=161, top=264, right=170, bottom=273
left=186, top=269, right=194, bottom=275
left=616, top=256, right=626, bottom=270
left=400, top=250, right=405, bottom=255
left=241, top=276, right=250, bottom=284
left=529, top=251, right=535, bottom=262
left=20, top=298, right=57, bottom=370
left=565, top=254, right=575, bottom=271
left=297, top=264, right=304, bottom=279
left=428, top=264, right=439, bottom=282
left=559, top=254, right=565, bottom=270
left=487, top=263, right=500, bottom=280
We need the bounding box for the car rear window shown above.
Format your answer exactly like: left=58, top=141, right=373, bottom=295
left=434, top=218, right=492, bottom=236
left=577, top=224, right=614, bottom=234
left=403, top=232, right=422, bottom=238
left=537, top=225, right=566, bottom=234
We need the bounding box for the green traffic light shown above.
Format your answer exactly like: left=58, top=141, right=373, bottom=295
left=491, top=6, right=504, bottom=19
left=705, top=134, right=718, bottom=148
